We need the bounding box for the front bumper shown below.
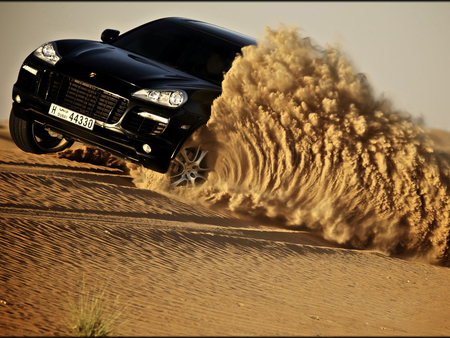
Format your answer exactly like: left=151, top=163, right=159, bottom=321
left=11, top=59, right=206, bottom=173
left=12, top=98, right=171, bottom=173
left=12, top=74, right=200, bottom=173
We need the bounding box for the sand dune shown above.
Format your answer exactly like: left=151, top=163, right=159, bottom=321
left=1, top=120, right=450, bottom=336
left=3, top=25, right=450, bottom=337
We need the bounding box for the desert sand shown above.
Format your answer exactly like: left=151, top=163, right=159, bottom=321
left=1, top=119, right=450, bottom=337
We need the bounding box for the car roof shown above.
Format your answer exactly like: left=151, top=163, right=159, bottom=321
left=146, top=17, right=257, bottom=47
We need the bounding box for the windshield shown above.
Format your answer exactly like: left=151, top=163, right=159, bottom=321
left=112, top=19, right=254, bottom=85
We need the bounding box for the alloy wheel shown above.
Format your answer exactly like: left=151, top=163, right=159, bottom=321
left=32, top=123, right=72, bottom=152
left=169, top=146, right=211, bottom=189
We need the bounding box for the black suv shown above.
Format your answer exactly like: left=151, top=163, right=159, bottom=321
left=10, top=17, right=255, bottom=187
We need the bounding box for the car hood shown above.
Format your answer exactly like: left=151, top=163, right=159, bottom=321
left=61, top=41, right=217, bottom=89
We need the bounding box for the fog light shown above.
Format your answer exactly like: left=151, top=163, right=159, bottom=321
left=142, top=144, right=152, bottom=153
left=180, top=125, right=191, bottom=130
left=138, top=111, right=169, bottom=124
left=15, top=95, right=21, bottom=103
left=22, top=64, right=38, bottom=76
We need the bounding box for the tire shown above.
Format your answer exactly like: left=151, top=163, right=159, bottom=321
left=168, top=146, right=211, bottom=189
left=9, top=108, right=74, bottom=154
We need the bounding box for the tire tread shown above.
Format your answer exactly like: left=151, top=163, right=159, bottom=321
left=9, top=108, right=45, bottom=154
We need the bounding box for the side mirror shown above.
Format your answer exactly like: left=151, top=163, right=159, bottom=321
left=101, top=29, right=120, bottom=43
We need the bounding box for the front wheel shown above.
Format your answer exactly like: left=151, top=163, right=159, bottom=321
left=9, top=108, right=74, bottom=154
left=169, top=146, right=212, bottom=189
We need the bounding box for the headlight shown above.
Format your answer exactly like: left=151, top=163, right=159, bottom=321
left=132, top=89, right=187, bottom=108
left=33, top=42, right=61, bottom=66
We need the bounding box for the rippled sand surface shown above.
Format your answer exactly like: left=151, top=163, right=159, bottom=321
left=2, top=120, right=450, bottom=336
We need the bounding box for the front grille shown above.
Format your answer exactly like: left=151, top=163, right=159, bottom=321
left=17, top=67, right=38, bottom=93
left=38, top=71, right=129, bottom=123
left=121, top=111, right=168, bottom=136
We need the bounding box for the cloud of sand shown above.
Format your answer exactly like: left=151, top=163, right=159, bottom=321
left=132, top=25, right=450, bottom=265
left=56, top=145, right=138, bottom=175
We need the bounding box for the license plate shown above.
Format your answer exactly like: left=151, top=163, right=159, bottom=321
left=48, top=103, right=95, bottom=130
